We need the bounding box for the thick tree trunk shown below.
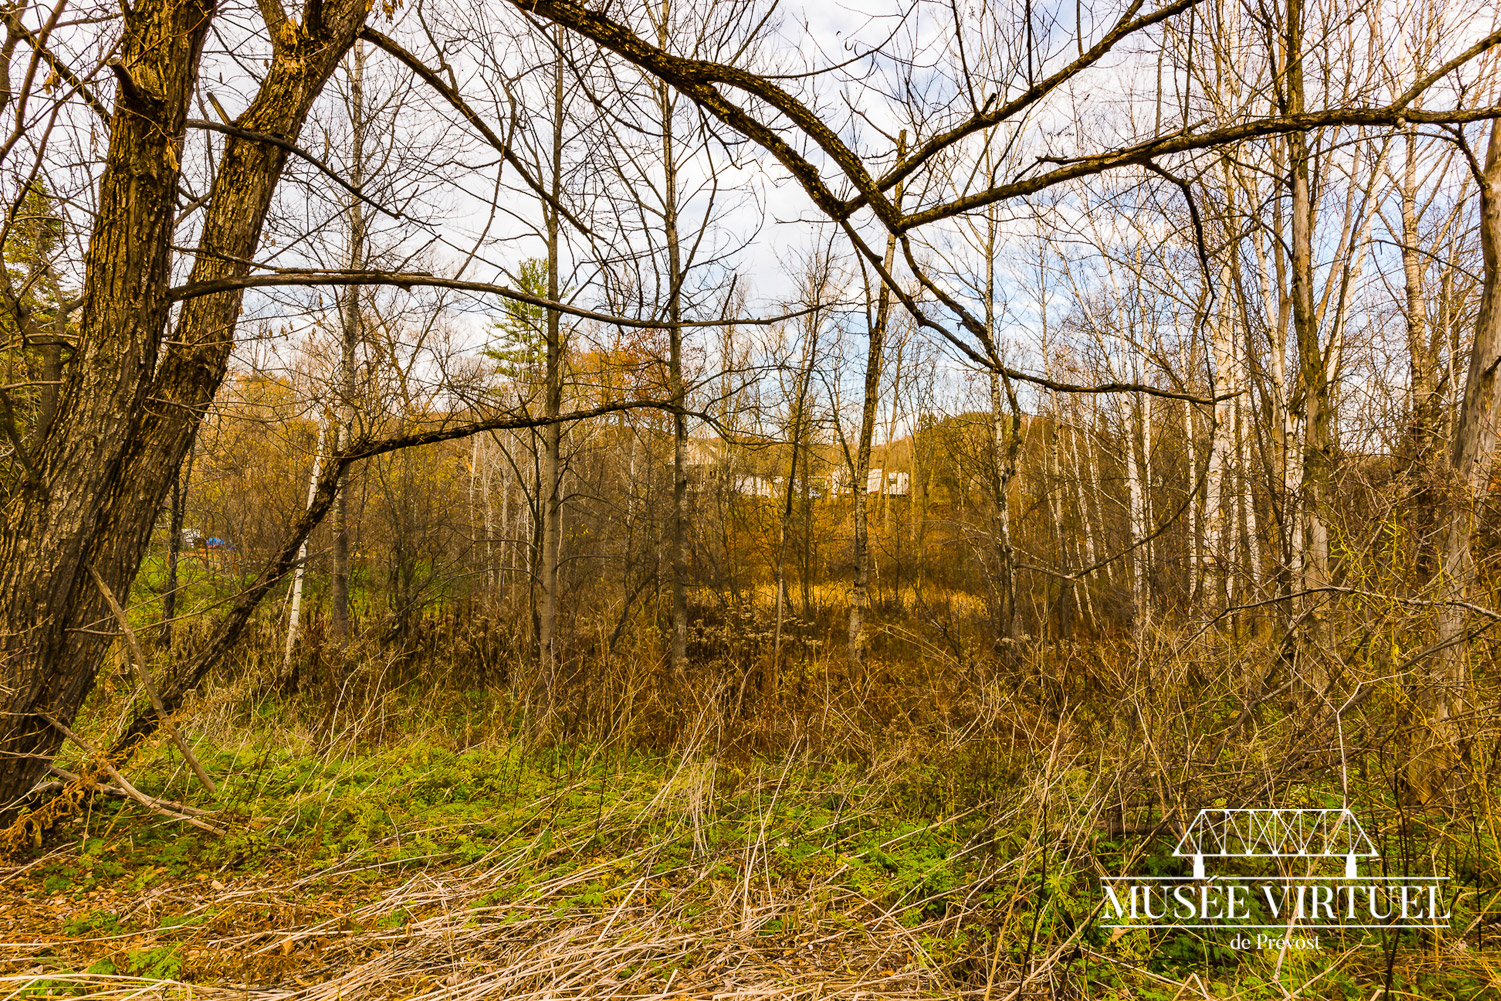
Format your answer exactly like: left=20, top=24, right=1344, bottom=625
left=976, top=179, right=1022, bottom=638
left=1416, top=121, right=1501, bottom=797
left=0, top=0, right=365, bottom=812
left=1239, top=387, right=1261, bottom=596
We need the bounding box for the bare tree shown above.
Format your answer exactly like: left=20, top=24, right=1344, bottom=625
left=1421, top=120, right=1501, bottom=797
left=330, top=41, right=368, bottom=664
left=4, top=0, right=1501, bottom=814
left=848, top=133, right=904, bottom=680
left=0, top=0, right=369, bottom=807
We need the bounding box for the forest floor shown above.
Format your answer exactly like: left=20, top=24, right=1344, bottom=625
left=0, top=734, right=990, bottom=999
left=2, top=684, right=1498, bottom=1000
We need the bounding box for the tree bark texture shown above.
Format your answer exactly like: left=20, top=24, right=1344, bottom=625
left=332, top=40, right=367, bottom=664
left=535, top=33, right=566, bottom=705
left=0, top=0, right=366, bottom=811
left=849, top=165, right=902, bottom=681
left=1419, top=120, right=1501, bottom=794
left=660, top=56, right=689, bottom=681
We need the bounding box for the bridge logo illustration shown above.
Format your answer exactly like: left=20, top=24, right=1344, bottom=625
left=1102, top=807, right=1450, bottom=948
left=1173, top=808, right=1377, bottom=880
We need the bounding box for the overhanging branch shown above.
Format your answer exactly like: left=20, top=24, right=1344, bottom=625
left=167, top=268, right=823, bottom=329
left=106, top=396, right=692, bottom=759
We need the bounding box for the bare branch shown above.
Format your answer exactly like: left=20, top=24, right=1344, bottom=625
left=167, top=268, right=823, bottom=329
left=88, top=566, right=217, bottom=795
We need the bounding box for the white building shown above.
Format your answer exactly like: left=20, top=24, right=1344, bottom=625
left=732, top=473, right=777, bottom=498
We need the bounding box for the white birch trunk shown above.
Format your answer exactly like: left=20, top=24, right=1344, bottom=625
left=283, top=417, right=327, bottom=675
left=1204, top=264, right=1235, bottom=606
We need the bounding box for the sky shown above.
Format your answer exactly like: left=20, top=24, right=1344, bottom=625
left=16, top=0, right=1499, bottom=440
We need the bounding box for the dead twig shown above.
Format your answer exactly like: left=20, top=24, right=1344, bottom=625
left=38, top=711, right=224, bottom=835
left=44, top=764, right=217, bottom=818
left=90, top=565, right=217, bottom=794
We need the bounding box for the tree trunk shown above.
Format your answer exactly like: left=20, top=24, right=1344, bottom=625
left=1285, top=0, right=1332, bottom=696
left=660, top=66, right=689, bottom=681
left=1182, top=367, right=1199, bottom=605
left=1081, top=405, right=1109, bottom=590
left=0, top=0, right=366, bottom=811
left=850, top=137, right=904, bottom=679
left=988, top=369, right=1021, bottom=640
left=771, top=303, right=821, bottom=695
left=1402, top=126, right=1440, bottom=468
left=161, top=438, right=195, bottom=653
left=31, top=259, right=68, bottom=448
left=1065, top=416, right=1097, bottom=628
left=331, top=40, right=367, bottom=666
left=282, top=419, right=328, bottom=685
left=1417, top=121, right=1501, bottom=798
left=1204, top=263, right=1234, bottom=609
left=535, top=34, right=566, bottom=706
left=1126, top=393, right=1153, bottom=633
left=482, top=437, right=496, bottom=591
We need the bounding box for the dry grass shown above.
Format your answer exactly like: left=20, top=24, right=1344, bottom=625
left=7, top=602, right=1501, bottom=1000
left=0, top=781, right=1008, bottom=1000
left=3, top=859, right=947, bottom=1000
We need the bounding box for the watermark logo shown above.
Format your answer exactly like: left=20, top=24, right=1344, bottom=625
left=1103, top=808, right=1450, bottom=950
